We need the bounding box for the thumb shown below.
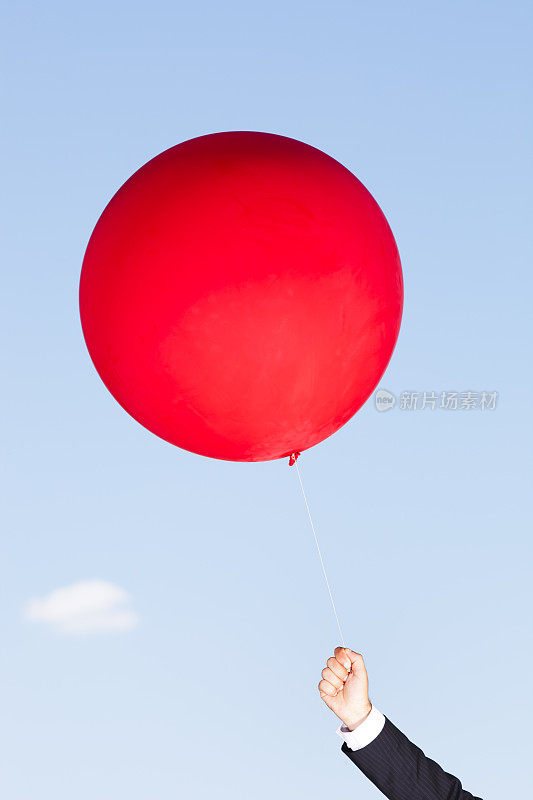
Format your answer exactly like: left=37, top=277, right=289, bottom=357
left=343, top=649, right=366, bottom=674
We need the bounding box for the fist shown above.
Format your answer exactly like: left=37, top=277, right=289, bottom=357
left=318, top=647, right=372, bottom=731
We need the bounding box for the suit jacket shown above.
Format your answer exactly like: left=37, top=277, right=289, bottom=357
left=342, top=717, right=482, bottom=800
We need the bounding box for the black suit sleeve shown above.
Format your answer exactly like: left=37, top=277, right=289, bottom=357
left=341, top=717, right=482, bottom=800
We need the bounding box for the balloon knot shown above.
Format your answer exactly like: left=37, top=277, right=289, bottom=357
left=288, top=451, right=301, bottom=466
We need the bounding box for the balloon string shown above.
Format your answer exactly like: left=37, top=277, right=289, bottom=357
left=294, top=461, right=345, bottom=646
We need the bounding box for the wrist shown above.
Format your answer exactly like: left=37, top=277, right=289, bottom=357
left=342, top=701, right=372, bottom=731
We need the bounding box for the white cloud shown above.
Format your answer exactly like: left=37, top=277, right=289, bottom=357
left=24, top=580, right=139, bottom=634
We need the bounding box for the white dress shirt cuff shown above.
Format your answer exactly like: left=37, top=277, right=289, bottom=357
left=336, top=706, right=385, bottom=751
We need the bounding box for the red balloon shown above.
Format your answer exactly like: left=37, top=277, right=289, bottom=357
left=80, top=132, right=403, bottom=462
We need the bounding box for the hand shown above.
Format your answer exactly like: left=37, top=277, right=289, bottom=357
left=318, top=647, right=372, bottom=731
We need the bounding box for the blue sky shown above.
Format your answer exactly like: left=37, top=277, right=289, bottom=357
left=1, top=2, right=532, bottom=798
